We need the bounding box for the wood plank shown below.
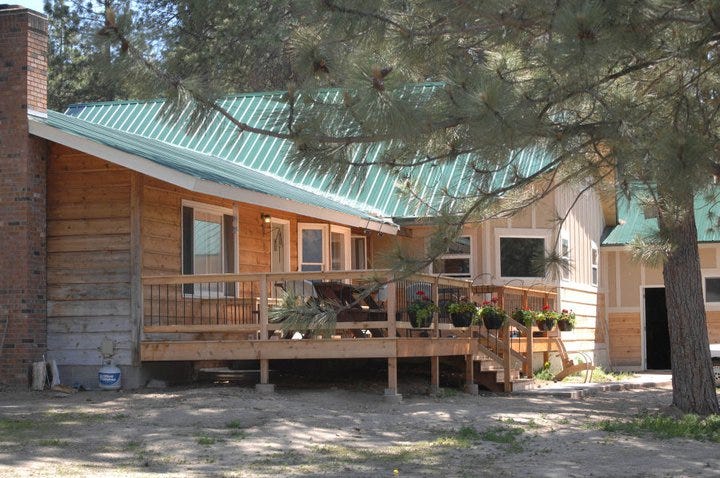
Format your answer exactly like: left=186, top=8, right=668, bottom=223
left=396, top=338, right=474, bottom=357
left=48, top=299, right=131, bottom=317
left=48, top=349, right=132, bottom=366
left=142, top=219, right=178, bottom=240
left=143, top=324, right=260, bottom=333
left=48, top=283, right=131, bottom=301
left=48, top=332, right=133, bottom=352
left=48, top=251, right=131, bottom=270
left=143, top=236, right=181, bottom=256
left=49, top=201, right=131, bottom=220
left=48, top=186, right=129, bottom=206
left=49, top=152, right=126, bottom=172
left=130, top=173, right=143, bottom=367
left=143, top=252, right=181, bottom=271
left=48, top=269, right=131, bottom=285
left=48, top=170, right=131, bottom=188
left=140, top=338, right=398, bottom=361
left=47, top=316, right=132, bottom=334
left=47, top=235, right=130, bottom=253
left=142, top=204, right=181, bottom=225
left=48, top=218, right=131, bottom=237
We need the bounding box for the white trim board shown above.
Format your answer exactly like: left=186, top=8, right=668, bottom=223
left=29, top=117, right=398, bottom=234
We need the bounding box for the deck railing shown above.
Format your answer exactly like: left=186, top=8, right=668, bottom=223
left=142, top=270, right=479, bottom=337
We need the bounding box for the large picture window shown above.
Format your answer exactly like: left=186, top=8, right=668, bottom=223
left=705, top=277, right=720, bottom=302
left=433, top=235, right=472, bottom=278
left=500, top=237, right=545, bottom=278
left=182, top=202, right=235, bottom=294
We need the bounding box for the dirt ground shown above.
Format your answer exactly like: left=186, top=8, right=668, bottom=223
left=0, top=379, right=718, bottom=478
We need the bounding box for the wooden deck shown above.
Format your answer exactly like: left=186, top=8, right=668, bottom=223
left=140, top=270, right=560, bottom=395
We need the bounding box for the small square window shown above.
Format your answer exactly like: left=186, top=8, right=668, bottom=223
left=500, top=237, right=545, bottom=278
left=705, top=278, right=720, bottom=302
left=433, top=236, right=472, bottom=278
left=591, top=245, right=599, bottom=286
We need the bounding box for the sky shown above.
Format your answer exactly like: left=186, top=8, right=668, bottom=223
left=14, top=0, right=45, bottom=13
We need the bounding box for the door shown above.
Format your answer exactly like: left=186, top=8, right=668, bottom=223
left=270, top=219, right=290, bottom=297
left=645, top=287, right=671, bottom=369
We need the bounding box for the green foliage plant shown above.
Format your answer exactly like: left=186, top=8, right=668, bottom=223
left=407, top=290, right=438, bottom=327
left=512, top=308, right=537, bottom=327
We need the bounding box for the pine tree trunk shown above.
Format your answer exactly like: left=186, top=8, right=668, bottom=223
left=660, top=204, right=719, bottom=415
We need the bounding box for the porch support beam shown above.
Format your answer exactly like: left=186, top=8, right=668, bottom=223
left=430, top=356, right=440, bottom=394
left=465, top=354, right=478, bottom=395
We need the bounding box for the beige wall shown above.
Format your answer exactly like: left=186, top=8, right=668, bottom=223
left=602, top=244, right=720, bottom=368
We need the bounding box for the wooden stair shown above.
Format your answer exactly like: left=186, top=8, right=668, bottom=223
left=473, top=351, right=536, bottom=393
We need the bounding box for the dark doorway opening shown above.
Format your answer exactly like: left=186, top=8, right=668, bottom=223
left=645, top=287, right=671, bottom=369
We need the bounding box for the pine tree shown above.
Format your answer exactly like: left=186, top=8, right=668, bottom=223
left=99, top=0, right=720, bottom=414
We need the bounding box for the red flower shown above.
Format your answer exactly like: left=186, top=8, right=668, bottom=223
left=562, top=309, right=568, bottom=313
left=543, top=305, right=550, bottom=311
left=482, top=300, right=491, bottom=306
left=416, top=290, right=426, bottom=296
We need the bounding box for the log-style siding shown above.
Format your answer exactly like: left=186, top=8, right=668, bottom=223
left=46, top=145, right=134, bottom=365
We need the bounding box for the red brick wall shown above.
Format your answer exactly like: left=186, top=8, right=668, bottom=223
left=0, top=7, right=48, bottom=385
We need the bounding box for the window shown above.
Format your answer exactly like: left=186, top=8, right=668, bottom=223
left=298, top=224, right=353, bottom=271
left=499, top=237, right=545, bottom=278
left=591, top=242, right=599, bottom=286
left=706, top=278, right=720, bottom=302
left=561, top=234, right=570, bottom=280
left=351, top=236, right=367, bottom=270
left=182, top=202, right=235, bottom=294
left=433, top=235, right=472, bottom=278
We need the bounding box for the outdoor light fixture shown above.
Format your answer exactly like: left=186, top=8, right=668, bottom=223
left=261, top=214, right=271, bottom=223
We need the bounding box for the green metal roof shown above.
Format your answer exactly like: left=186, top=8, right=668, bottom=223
left=56, top=86, right=553, bottom=221
left=601, top=190, right=720, bottom=246
left=39, top=111, right=389, bottom=225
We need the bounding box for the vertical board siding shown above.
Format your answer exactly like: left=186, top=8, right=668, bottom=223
left=608, top=312, right=642, bottom=366
left=46, top=145, right=133, bottom=365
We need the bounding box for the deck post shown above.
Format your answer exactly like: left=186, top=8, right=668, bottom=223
left=503, top=323, right=512, bottom=392
left=255, top=274, right=274, bottom=393
left=525, top=326, right=534, bottom=378
left=386, top=280, right=397, bottom=338
left=430, top=356, right=440, bottom=394
left=384, top=357, right=402, bottom=402
left=259, top=274, right=269, bottom=340
left=465, top=354, right=478, bottom=395
left=432, top=279, right=439, bottom=338
left=384, top=277, right=401, bottom=402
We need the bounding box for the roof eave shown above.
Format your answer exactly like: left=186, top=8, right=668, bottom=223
left=28, top=115, right=398, bottom=234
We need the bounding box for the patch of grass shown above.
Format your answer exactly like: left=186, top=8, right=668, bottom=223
left=196, top=435, right=217, bottom=446
left=37, top=438, right=71, bottom=447
left=0, top=418, right=36, bottom=433
left=435, top=387, right=459, bottom=398
left=597, top=413, right=720, bottom=442
left=228, top=430, right=247, bottom=440
left=534, top=362, right=555, bottom=381
left=434, top=426, right=481, bottom=448
left=225, top=420, right=243, bottom=429
left=480, top=425, right=523, bottom=444
left=563, top=366, right=636, bottom=383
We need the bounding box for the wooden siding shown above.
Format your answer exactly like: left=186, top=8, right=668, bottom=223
left=608, top=312, right=642, bottom=366
left=558, top=284, right=608, bottom=364
left=46, top=145, right=134, bottom=365
left=555, top=184, right=605, bottom=287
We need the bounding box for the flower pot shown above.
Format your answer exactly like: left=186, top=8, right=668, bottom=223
left=557, top=319, right=574, bottom=331
left=408, top=310, right=429, bottom=328
left=536, top=319, right=555, bottom=332
left=451, top=311, right=474, bottom=327
left=482, top=311, right=504, bottom=330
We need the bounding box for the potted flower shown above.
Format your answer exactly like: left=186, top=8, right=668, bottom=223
left=478, top=298, right=507, bottom=330
left=535, top=305, right=559, bottom=331
left=407, top=290, right=438, bottom=328
left=512, top=308, right=537, bottom=328
left=447, top=299, right=478, bottom=327
left=557, top=309, right=576, bottom=331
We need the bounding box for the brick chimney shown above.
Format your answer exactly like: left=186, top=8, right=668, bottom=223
left=0, top=6, right=48, bottom=385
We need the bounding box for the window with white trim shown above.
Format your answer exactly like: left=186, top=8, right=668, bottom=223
left=591, top=242, right=598, bottom=286
left=182, top=202, right=235, bottom=294
left=433, top=235, right=472, bottom=278
left=499, top=237, right=545, bottom=278
left=351, top=235, right=367, bottom=270
left=298, top=224, right=353, bottom=271
left=561, top=233, right=570, bottom=280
